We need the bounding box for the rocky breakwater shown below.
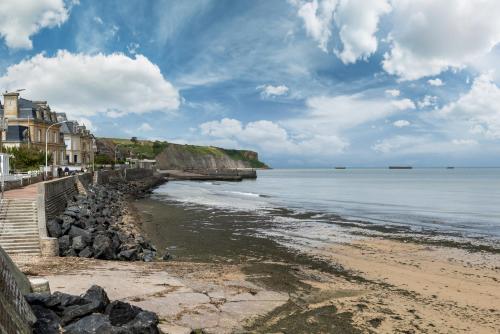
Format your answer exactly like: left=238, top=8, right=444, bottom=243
left=46, top=175, right=165, bottom=261
left=26, top=285, right=159, bottom=333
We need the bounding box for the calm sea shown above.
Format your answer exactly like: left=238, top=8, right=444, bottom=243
left=151, top=168, right=500, bottom=243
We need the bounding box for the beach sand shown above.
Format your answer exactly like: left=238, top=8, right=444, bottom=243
left=16, top=198, right=500, bottom=333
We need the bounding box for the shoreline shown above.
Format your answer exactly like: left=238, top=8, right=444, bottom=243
left=15, top=179, right=500, bottom=333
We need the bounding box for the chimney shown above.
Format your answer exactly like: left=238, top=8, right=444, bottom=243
left=3, top=91, right=19, bottom=119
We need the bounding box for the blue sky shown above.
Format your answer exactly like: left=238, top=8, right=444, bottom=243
left=0, top=0, right=500, bottom=167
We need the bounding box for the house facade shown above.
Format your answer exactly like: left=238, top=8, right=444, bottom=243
left=57, top=113, right=95, bottom=166
left=0, top=92, right=66, bottom=165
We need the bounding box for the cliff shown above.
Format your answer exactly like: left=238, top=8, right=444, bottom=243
left=155, top=143, right=268, bottom=170
left=95, top=138, right=268, bottom=169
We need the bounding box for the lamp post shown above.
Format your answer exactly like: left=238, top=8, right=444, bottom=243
left=114, top=144, right=122, bottom=166
left=45, top=121, right=69, bottom=178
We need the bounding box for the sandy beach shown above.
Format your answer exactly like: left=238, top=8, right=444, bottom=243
left=15, top=197, right=500, bottom=333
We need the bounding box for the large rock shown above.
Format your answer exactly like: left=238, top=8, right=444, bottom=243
left=72, top=236, right=87, bottom=251
left=69, top=226, right=92, bottom=243
left=63, top=314, right=113, bottom=334
left=122, top=310, right=159, bottom=334
left=83, top=285, right=110, bottom=311
left=93, top=234, right=115, bottom=260
left=31, top=305, right=61, bottom=334
left=47, top=218, right=62, bottom=238
left=79, top=246, right=94, bottom=258
left=58, top=235, right=71, bottom=254
left=105, top=301, right=141, bottom=326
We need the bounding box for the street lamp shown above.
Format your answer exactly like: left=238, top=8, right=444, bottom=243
left=45, top=121, right=69, bottom=178
left=114, top=144, right=122, bottom=165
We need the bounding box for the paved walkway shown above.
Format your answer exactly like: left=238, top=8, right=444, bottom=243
left=3, top=183, right=38, bottom=200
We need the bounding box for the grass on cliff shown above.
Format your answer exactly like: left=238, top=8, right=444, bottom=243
left=99, top=138, right=268, bottom=167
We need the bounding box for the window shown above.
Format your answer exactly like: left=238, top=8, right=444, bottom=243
left=37, top=129, right=41, bottom=142
left=74, top=154, right=78, bottom=163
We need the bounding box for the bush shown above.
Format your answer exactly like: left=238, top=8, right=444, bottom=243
left=5, top=145, right=48, bottom=172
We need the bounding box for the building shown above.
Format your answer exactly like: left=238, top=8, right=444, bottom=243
left=57, top=113, right=95, bottom=166
left=0, top=92, right=66, bottom=165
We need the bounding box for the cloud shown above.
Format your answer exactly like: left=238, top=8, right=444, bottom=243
left=428, top=78, right=444, bottom=86
left=77, top=117, right=96, bottom=132
left=373, top=135, right=478, bottom=154
left=434, top=73, right=500, bottom=139
left=0, top=51, right=180, bottom=119
left=334, top=0, right=391, bottom=64
left=257, top=84, right=289, bottom=98
left=393, top=119, right=410, bottom=127
left=199, top=118, right=348, bottom=156
left=383, top=0, right=500, bottom=80
left=385, top=89, right=400, bottom=97
left=0, top=0, right=72, bottom=49
left=417, top=95, right=438, bottom=109
left=391, top=98, right=415, bottom=110
left=138, top=122, right=153, bottom=132
left=296, top=0, right=337, bottom=52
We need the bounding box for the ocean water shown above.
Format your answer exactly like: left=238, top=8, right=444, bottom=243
left=151, top=168, right=500, bottom=243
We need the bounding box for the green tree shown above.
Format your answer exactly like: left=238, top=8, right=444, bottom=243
left=5, top=145, right=48, bottom=172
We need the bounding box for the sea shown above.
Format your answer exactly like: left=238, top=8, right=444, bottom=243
left=149, top=168, right=500, bottom=250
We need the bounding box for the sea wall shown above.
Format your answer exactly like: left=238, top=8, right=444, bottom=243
left=94, top=169, right=123, bottom=185
left=38, top=175, right=80, bottom=221
left=124, top=168, right=154, bottom=181
left=0, top=246, right=36, bottom=334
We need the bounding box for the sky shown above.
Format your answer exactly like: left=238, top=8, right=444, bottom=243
left=0, top=0, right=500, bottom=167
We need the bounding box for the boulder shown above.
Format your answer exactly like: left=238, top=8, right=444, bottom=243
left=93, top=235, right=115, bottom=260
left=47, top=218, right=62, bottom=238
left=141, top=249, right=155, bottom=262
left=69, top=226, right=92, bottom=243
left=79, top=247, right=94, bottom=258
left=117, top=249, right=138, bottom=261
left=83, top=285, right=110, bottom=311
left=122, top=310, right=159, bottom=334
left=63, top=314, right=113, bottom=334
left=58, top=235, right=71, bottom=254
left=105, top=301, right=141, bottom=326
left=72, top=236, right=87, bottom=251
left=31, top=305, right=61, bottom=334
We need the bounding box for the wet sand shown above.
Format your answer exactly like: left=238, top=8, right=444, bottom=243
left=134, top=198, right=500, bottom=333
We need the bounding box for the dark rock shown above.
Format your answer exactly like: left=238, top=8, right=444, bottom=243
left=118, top=248, right=138, bottom=261
left=61, top=220, right=72, bottom=235
left=79, top=246, right=94, bottom=258
left=58, top=235, right=71, bottom=253
left=105, top=301, right=141, bottom=326
left=25, top=293, right=60, bottom=308
left=47, top=218, right=62, bottom=238
left=69, top=226, right=92, bottom=243
left=122, top=310, right=159, bottom=334
left=83, top=285, right=110, bottom=311
left=93, top=234, right=115, bottom=260
left=72, top=236, right=87, bottom=251
left=63, top=314, right=113, bottom=334
left=52, top=291, right=88, bottom=309
left=65, top=206, right=81, bottom=218
left=64, top=248, right=78, bottom=257
left=141, top=249, right=155, bottom=262
left=31, top=305, right=61, bottom=334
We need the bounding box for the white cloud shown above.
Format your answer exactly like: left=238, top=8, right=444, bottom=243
left=417, top=95, right=438, bottom=109
left=138, top=123, right=153, bottom=132
left=385, top=89, right=400, bottom=97
left=76, top=117, right=96, bottom=132
left=391, top=98, right=415, bottom=110
left=0, top=51, right=180, bottom=119
left=434, top=73, right=500, bottom=139
left=393, top=119, right=410, bottom=127
left=296, top=0, right=338, bottom=52
left=428, top=78, right=444, bottom=86
left=334, top=0, right=391, bottom=63
left=199, top=118, right=348, bottom=156
left=257, top=84, right=289, bottom=98
left=0, top=0, right=72, bottom=49
left=383, top=0, right=500, bottom=80
left=373, top=135, right=478, bottom=154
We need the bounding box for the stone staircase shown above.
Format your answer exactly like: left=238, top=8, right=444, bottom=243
left=0, top=198, right=41, bottom=256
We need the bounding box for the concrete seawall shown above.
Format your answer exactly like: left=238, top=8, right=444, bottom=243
left=0, top=246, right=36, bottom=334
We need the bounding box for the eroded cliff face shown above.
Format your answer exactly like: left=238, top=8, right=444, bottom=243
left=155, top=143, right=267, bottom=170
